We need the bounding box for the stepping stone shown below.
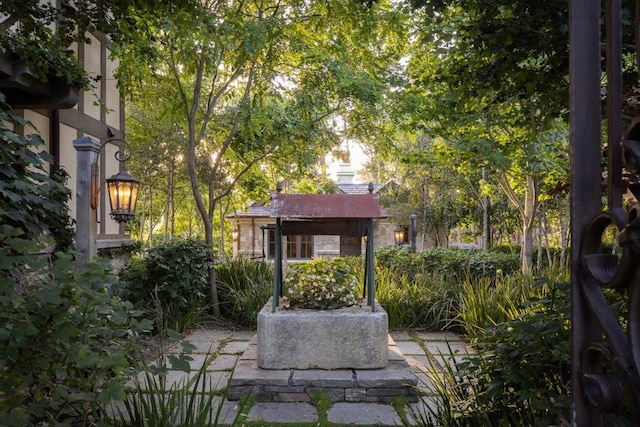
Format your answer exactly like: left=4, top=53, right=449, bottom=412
left=247, top=402, right=318, bottom=423
left=328, top=402, right=402, bottom=425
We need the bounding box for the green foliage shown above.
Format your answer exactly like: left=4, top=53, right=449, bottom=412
left=0, top=1, right=194, bottom=91
left=118, top=238, right=214, bottom=331
left=114, top=354, right=225, bottom=426
left=0, top=95, right=74, bottom=252
left=310, top=391, right=333, bottom=424
left=375, top=245, right=520, bottom=282
left=216, top=259, right=273, bottom=328
left=284, top=258, right=358, bottom=310
left=363, top=248, right=567, bottom=345
left=375, top=268, right=460, bottom=330
left=114, top=0, right=408, bottom=265
left=145, top=239, right=213, bottom=310
left=424, top=282, right=572, bottom=426
left=0, top=31, right=90, bottom=88
left=0, top=232, right=152, bottom=426
left=456, top=272, right=550, bottom=339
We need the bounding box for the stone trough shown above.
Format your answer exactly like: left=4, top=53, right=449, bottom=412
left=227, top=300, right=419, bottom=403
left=257, top=300, right=389, bottom=370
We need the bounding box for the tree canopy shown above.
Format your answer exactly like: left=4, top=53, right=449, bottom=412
left=112, top=0, right=409, bottom=313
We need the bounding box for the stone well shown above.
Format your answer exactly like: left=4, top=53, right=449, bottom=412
left=257, top=299, right=388, bottom=370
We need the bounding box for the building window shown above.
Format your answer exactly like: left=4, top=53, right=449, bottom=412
left=268, top=230, right=313, bottom=259
left=288, top=234, right=313, bottom=259
left=268, top=229, right=276, bottom=259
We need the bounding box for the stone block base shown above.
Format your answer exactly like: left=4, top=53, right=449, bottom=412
left=228, top=335, right=418, bottom=403
left=257, top=300, right=388, bottom=369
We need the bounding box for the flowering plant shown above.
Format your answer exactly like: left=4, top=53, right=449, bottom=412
left=284, top=258, right=358, bottom=310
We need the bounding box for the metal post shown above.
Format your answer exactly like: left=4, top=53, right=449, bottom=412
left=363, top=235, right=369, bottom=299
left=272, top=217, right=282, bottom=312
left=367, top=218, right=375, bottom=311
left=73, top=136, right=101, bottom=265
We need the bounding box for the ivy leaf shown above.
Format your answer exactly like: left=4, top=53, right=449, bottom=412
left=168, top=353, right=193, bottom=373
left=98, top=380, right=126, bottom=403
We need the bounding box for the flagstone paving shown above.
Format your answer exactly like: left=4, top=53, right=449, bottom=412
left=122, top=326, right=472, bottom=426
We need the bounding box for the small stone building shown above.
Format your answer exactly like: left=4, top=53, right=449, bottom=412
left=231, top=181, right=398, bottom=261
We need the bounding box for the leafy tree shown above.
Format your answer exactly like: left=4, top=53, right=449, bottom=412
left=377, top=134, right=470, bottom=248
left=403, top=1, right=570, bottom=271
left=0, top=1, right=198, bottom=88
left=113, top=0, right=407, bottom=314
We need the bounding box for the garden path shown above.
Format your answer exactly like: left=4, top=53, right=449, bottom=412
left=119, top=327, right=472, bottom=426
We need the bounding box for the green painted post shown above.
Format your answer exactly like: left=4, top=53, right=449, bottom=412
left=272, top=217, right=282, bottom=312
left=363, top=234, right=370, bottom=299
left=367, top=218, right=375, bottom=312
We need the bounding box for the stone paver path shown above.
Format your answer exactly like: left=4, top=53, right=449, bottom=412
left=119, top=327, right=473, bottom=426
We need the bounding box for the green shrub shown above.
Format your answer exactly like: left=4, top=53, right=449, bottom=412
left=376, top=268, right=461, bottom=330
left=457, top=272, right=547, bottom=338
left=118, top=238, right=214, bottom=332
left=0, top=233, right=152, bottom=426
left=216, top=258, right=273, bottom=328
left=424, top=282, right=572, bottom=426
left=375, top=246, right=520, bottom=283
left=284, top=257, right=358, bottom=310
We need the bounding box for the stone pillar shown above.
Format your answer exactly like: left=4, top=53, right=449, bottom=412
left=73, top=137, right=101, bottom=265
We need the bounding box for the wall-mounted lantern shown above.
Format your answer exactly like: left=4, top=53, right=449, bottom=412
left=394, top=226, right=406, bottom=245
left=232, top=226, right=239, bottom=242
left=91, top=138, right=140, bottom=223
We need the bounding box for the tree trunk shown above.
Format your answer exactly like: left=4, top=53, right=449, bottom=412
left=187, top=140, right=221, bottom=317
left=558, top=194, right=570, bottom=268
left=148, top=190, right=155, bottom=247
left=522, top=221, right=534, bottom=272
left=536, top=214, right=543, bottom=271
left=542, top=208, right=552, bottom=267
left=139, top=195, right=147, bottom=242
left=496, top=172, right=538, bottom=273
left=219, top=202, right=225, bottom=257
left=481, top=167, right=491, bottom=249
left=169, top=155, right=175, bottom=238
left=520, top=175, right=537, bottom=272
left=482, top=195, right=490, bottom=249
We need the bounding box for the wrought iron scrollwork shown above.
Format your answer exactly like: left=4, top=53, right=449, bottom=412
left=572, top=1, right=640, bottom=423
left=577, top=121, right=640, bottom=423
